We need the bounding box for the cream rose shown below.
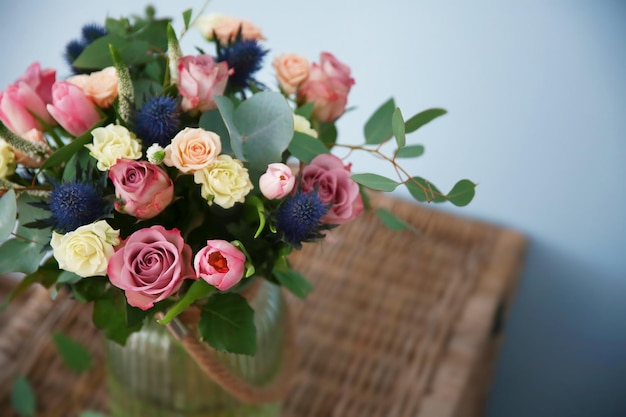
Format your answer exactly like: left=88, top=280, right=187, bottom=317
left=0, top=139, right=16, bottom=178
left=86, top=124, right=142, bottom=171
left=293, top=114, right=318, bottom=138
left=273, top=53, right=309, bottom=95
left=193, top=155, right=253, bottom=209
left=68, top=67, right=119, bottom=108
left=164, top=127, right=222, bottom=173
left=50, top=220, right=120, bottom=277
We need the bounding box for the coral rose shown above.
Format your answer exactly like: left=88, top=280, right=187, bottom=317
left=273, top=53, right=309, bottom=95
left=68, top=66, right=118, bottom=108
left=195, top=14, right=265, bottom=44
left=164, top=127, right=222, bottom=173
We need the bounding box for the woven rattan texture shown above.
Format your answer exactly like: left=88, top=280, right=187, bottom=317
left=0, top=194, right=526, bottom=417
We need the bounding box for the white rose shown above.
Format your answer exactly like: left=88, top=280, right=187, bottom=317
left=0, top=139, right=16, bottom=178
left=293, top=114, right=318, bottom=138
left=193, top=155, right=253, bottom=209
left=50, top=220, right=120, bottom=277
left=85, top=124, right=142, bottom=171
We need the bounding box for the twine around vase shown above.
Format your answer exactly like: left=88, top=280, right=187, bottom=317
left=154, top=291, right=297, bottom=405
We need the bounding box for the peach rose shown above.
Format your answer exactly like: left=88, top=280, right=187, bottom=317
left=273, top=53, right=309, bottom=95
left=196, top=14, right=265, bottom=44
left=163, top=127, right=222, bottom=173
left=68, top=67, right=118, bottom=108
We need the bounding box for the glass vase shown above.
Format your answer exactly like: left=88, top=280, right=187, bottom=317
left=104, top=279, right=286, bottom=417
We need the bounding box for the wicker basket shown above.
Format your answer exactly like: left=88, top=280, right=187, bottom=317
left=0, top=193, right=526, bottom=417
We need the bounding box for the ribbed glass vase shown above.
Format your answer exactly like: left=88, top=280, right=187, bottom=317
left=105, top=279, right=286, bottom=417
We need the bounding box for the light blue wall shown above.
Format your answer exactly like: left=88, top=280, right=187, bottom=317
left=1, top=1, right=624, bottom=416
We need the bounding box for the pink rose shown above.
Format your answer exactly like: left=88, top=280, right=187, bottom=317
left=194, top=240, right=246, bottom=291
left=46, top=81, right=101, bottom=136
left=108, top=159, right=174, bottom=220
left=107, top=226, right=195, bottom=310
left=259, top=163, right=295, bottom=199
left=272, top=53, right=309, bottom=95
left=17, top=62, right=56, bottom=105
left=178, top=55, right=231, bottom=112
left=0, top=82, right=55, bottom=135
left=297, top=52, right=355, bottom=123
left=300, top=153, right=363, bottom=225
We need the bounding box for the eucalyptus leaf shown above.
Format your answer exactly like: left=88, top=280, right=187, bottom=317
left=52, top=332, right=92, bottom=373
left=0, top=189, right=17, bottom=241
left=364, top=98, right=395, bottom=144
left=198, top=293, right=256, bottom=355
left=375, top=207, right=408, bottom=231
left=392, top=107, right=406, bottom=148
left=273, top=268, right=313, bottom=299
left=295, top=102, right=315, bottom=119
left=351, top=173, right=399, bottom=192
left=288, top=132, right=329, bottom=163
left=446, top=179, right=476, bottom=207
left=11, top=376, right=35, bottom=416
left=199, top=110, right=232, bottom=155
left=183, top=8, right=193, bottom=30
left=405, top=176, right=446, bottom=203
left=0, top=238, right=48, bottom=275
left=395, top=145, right=425, bottom=158
left=405, top=108, right=447, bottom=133
left=214, top=96, right=243, bottom=160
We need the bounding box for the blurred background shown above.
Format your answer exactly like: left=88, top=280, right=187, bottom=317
left=1, top=1, right=624, bottom=416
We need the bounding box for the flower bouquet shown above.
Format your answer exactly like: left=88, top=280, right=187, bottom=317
left=0, top=4, right=475, bottom=414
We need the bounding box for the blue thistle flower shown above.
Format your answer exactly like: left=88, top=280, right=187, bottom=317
left=217, top=40, right=268, bottom=89
left=49, top=181, right=108, bottom=233
left=64, top=40, right=86, bottom=68
left=134, top=96, right=181, bottom=148
left=275, top=190, right=329, bottom=247
left=81, top=23, right=108, bottom=44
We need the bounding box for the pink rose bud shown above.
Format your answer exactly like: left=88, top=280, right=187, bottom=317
left=46, top=81, right=101, bottom=136
left=0, top=82, right=55, bottom=135
left=107, top=226, right=196, bottom=310
left=297, top=52, right=355, bottom=123
left=259, top=163, right=295, bottom=199
left=194, top=240, right=246, bottom=291
left=178, top=55, right=231, bottom=112
left=108, top=159, right=174, bottom=220
left=300, top=153, right=363, bottom=225
left=17, top=62, right=56, bottom=105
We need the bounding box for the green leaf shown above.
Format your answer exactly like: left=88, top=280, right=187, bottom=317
left=288, top=132, right=329, bottom=163
left=183, top=8, right=193, bottom=30
left=72, top=276, right=108, bottom=302
left=405, top=108, right=447, bottom=133
left=72, top=35, right=155, bottom=69
left=446, top=179, right=476, bottom=207
left=295, top=102, right=315, bottom=119
left=93, top=289, right=142, bottom=345
left=364, top=98, right=395, bottom=144
left=132, top=19, right=170, bottom=51
left=216, top=92, right=294, bottom=173
left=395, top=144, right=425, bottom=158
left=405, top=177, right=446, bottom=203
left=0, top=238, right=47, bottom=275
left=375, top=207, right=408, bottom=231
left=40, top=121, right=104, bottom=170
left=214, top=96, right=242, bottom=159
left=198, top=293, right=256, bottom=355
left=392, top=107, right=406, bottom=148
left=11, top=376, right=35, bottom=416
left=351, top=173, right=399, bottom=192
left=199, top=110, right=232, bottom=154
left=52, top=332, right=92, bottom=373
left=105, top=17, right=129, bottom=37
left=0, top=189, right=17, bottom=241
left=273, top=268, right=313, bottom=299
left=317, top=122, right=337, bottom=147
left=158, top=279, right=215, bottom=325
left=79, top=412, right=108, bottom=417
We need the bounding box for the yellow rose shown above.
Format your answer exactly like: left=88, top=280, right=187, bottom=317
left=164, top=127, right=222, bottom=173
left=68, top=67, right=119, bottom=108
left=193, top=155, right=253, bottom=209
left=293, top=114, right=318, bottom=138
left=50, top=220, right=120, bottom=278
left=86, top=124, right=142, bottom=171
left=0, top=139, right=16, bottom=178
